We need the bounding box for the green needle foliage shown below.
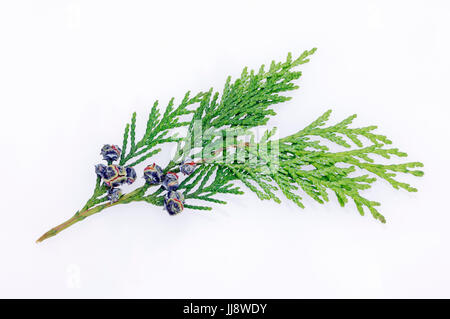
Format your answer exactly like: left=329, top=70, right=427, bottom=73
left=37, top=49, right=423, bottom=243
left=119, top=91, right=204, bottom=167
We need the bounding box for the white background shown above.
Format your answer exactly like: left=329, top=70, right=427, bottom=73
left=0, top=0, right=449, bottom=298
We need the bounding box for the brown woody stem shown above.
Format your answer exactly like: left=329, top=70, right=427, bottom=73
left=36, top=186, right=149, bottom=243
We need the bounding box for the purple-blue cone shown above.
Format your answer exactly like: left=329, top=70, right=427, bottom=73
left=100, top=144, right=121, bottom=162
left=143, top=163, right=164, bottom=185
left=125, top=167, right=136, bottom=184
left=180, top=158, right=196, bottom=175
left=164, top=190, right=185, bottom=215
left=107, top=188, right=122, bottom=203
left=162, top=172, right=179, bottom=191
left=95, top=164, right=108, bottom=178
left=95, top=164, right=136, bottom=188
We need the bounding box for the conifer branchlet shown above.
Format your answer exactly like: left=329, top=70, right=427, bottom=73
left=36, top=49, right=423, bottom=243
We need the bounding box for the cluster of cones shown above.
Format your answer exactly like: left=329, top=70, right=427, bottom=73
left=94, top=144, right=197, bottom=215
left=143, top=159, right=196, bottom=215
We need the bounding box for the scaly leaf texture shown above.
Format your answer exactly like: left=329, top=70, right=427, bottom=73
left=36, top=49, right=425, bottom=243
left=119, top=91, right=204, bottom=167
left=168, top=50, right=423, bottom=222
left=181, top=110, right=423, bottom=223
left=99, top=50, right=423, bottom=222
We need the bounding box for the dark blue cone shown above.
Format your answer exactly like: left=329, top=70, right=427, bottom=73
left=180, top=158, right=196, bottom=175
left=95, top=164, right=127, bottom=187
left=162, top=172, right=179, bottom=191
left=100, top=144, right=121, bottom=162
left=95, top=164, right=108, bottom=179
left=107, top=188, right=122, bottom=203
left=125, top=167, right=137, bottom=184
left=164, top=190, right=184, bottom=215
left=143, top=163, right=164, bottom=185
